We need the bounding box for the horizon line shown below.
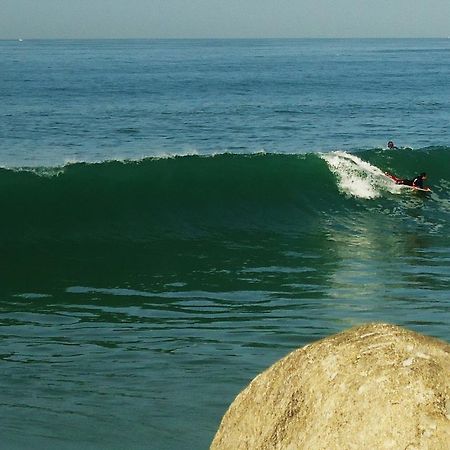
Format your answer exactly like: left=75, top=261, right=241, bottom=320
left=2, top=36, right=450, bottom=41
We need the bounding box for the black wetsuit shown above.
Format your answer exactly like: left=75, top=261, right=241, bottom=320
left=396, top=175, right=425, bottom=188
left=412, top=175, right=425, bottom=188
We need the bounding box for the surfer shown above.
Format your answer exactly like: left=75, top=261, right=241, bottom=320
left=412, top=172, right=427, bottom=189
left=387, top=141, right=398, bottom=149
left=395, top=172, right=427, bottom=188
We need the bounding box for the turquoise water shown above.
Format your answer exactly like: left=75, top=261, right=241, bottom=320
left=0, top=39, right=449, bottom=449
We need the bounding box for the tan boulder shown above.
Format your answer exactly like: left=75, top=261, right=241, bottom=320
left=211, top=323, right=450, bottom=450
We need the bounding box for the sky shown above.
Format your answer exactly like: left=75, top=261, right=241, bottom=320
left=1, top=0, right=449, bottom=40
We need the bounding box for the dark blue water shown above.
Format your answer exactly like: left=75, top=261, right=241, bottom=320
left=1, top=38, right=449, bottom=167
left=0, top=39, right=449, bottom=450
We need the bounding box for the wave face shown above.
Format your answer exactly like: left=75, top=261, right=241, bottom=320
left=2, top=147, right=450, bottom=239
left=2, top=147, right=449, bottom=289
left=0, top=153, right=334, bottom=239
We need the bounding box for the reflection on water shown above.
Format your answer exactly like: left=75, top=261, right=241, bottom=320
left=321, top=212, right=449, bottom=336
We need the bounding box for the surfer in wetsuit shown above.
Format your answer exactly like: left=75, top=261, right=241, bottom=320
left=387, top=141, right=398, bottom=149
left=396, top=172, right=427, bottom=188
left=412, top=172, right=427, bottom=188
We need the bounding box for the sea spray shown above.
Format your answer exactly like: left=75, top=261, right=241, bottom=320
left=321, top=151, right=401, bottom=198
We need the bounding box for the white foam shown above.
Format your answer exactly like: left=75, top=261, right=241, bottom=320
left=4, top=165, right=66, bottom=178
left=322, top=151, right=400, bottom=199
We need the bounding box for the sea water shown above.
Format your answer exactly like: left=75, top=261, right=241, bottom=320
left=0, top=39, right=449, bottom=449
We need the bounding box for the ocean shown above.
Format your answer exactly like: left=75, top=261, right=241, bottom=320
left=0, top=38, right=449, bottom=449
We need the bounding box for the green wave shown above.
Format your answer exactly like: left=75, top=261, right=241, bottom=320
left=1, top=147, right=448, bottom=243
left=1, top=147, right=449, bottom=291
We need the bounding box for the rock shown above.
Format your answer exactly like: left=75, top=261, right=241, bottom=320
left=211, top=323, right=450, bottom=450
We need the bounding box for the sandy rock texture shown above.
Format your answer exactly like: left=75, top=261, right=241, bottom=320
left=211, top=323, right=450, bottom=450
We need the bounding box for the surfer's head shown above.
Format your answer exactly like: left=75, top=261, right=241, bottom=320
left=420, top=172, right=427, bottom=179
left=387, top=141, right=394, bottom=149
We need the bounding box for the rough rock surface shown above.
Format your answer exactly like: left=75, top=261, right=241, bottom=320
left=211, top=323, right=450, bottom=450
